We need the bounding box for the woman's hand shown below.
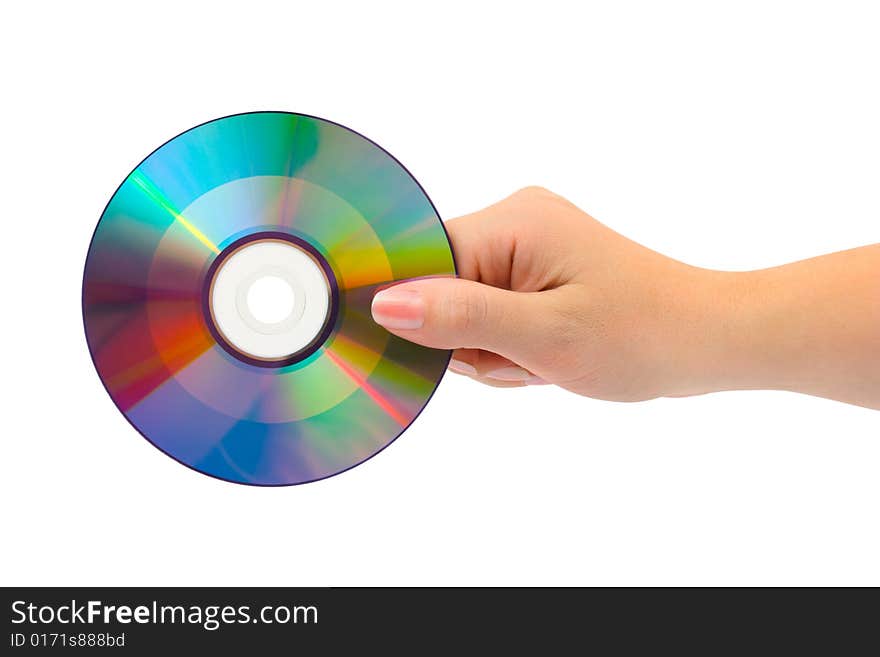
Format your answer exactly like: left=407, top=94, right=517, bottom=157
left=371, top=187, right=880, bottom=408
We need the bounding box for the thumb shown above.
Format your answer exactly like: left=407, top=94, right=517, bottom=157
left=370, top=277, right=548, bottom=358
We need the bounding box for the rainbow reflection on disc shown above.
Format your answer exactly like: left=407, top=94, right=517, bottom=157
left=83, top=112, right=455, bottom=485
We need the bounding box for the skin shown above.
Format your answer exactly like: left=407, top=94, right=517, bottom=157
left=371, top=186, right=880, bottom=410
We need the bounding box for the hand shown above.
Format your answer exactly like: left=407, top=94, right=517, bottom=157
left=370, top=186, right=709, bottom=400
left=370, top=187, right=880, bottom=408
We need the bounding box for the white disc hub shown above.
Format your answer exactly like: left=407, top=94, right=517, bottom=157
left=209, top=239, right=331, bottom=362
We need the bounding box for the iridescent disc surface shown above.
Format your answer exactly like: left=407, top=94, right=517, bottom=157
left=83, top=112, right=455, bottom=485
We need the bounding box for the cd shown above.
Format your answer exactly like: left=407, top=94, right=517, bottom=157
left=83, top=112, right=455, bottom=485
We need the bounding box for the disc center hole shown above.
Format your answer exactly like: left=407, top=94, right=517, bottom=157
left=246, top=275, right=295, bottom=324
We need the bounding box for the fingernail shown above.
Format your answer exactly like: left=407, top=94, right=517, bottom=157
left=527, top=376, right=549, bottom=385
left=372, top=288, right=425, bottom=329
left=449, top=359, right=477, bottom=376
left=485, top=366, right=533, bottom=382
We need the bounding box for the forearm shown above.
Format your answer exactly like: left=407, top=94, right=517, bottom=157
left=678, top=245, right=880, bottom=408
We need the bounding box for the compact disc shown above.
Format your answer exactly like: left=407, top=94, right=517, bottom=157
left=83, top=112, right=455, bottom=485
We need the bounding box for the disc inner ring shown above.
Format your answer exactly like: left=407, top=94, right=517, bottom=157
left=203, top=232, right=339, bottom=368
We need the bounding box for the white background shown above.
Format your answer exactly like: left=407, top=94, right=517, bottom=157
left=2, top=1, right=878, bottom=586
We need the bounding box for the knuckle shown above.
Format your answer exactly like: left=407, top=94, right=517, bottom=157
left=443, top=287, right=488, bottom=333
left=513, top=185, right=553, bottom=203
left=510, top=186, right=578, bottom=218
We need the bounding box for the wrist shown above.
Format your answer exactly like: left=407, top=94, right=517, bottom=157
left=660, top=267, right=774, bottom=397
